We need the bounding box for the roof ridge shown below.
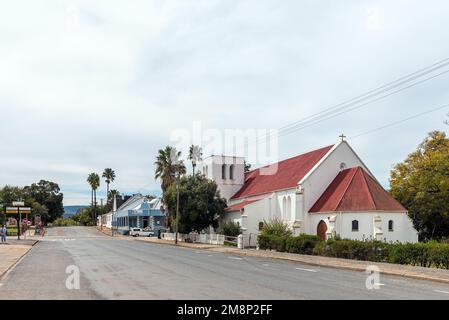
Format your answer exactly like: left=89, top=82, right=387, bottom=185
left=359, top=168, right=377, bottom=209
left=335, top=167, right=359, bottom=210
left=245, top=145, right=334, bottom=174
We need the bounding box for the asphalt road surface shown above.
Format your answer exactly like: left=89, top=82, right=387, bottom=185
left=1, top=227, right=449, bottom=300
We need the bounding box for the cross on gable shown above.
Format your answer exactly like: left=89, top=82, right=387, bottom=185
left=339, top=134, right=346, bottom=141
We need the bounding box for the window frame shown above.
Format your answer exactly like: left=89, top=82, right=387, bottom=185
left=352, top=220, right=359, bottom=232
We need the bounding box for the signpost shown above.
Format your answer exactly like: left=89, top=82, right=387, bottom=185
left=6, top=202, right=31, bottom=240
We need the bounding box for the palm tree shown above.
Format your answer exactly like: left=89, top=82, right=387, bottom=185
left=87, top=173, right=100, bottom=222
left=102, top=168, right=116, bottom=206
left=188, top=145, right=202, bottom=175
left=154, top=146, right=186, bottom=193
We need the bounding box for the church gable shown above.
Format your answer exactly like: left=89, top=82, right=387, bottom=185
left=309, top=167, right=406, bottom=213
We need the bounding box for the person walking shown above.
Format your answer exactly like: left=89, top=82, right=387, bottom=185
left=0, top=225, right=6, bottom=243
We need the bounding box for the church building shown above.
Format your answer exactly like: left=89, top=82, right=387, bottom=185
left=203, top=139, right=418, bottom=245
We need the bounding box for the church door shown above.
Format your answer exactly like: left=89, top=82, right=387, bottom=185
left=317, top=220, right=327, bottom=240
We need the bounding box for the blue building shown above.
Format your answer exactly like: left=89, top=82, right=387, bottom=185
left=113, top=194, right=166, bottom=235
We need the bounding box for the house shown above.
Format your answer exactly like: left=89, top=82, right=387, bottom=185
left=98, top=194, right=166, bottom=235
left=203, top=139, right=418, bottom=244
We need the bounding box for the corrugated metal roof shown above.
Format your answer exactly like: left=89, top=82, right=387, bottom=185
left=309, top=167, right=406, bottom=213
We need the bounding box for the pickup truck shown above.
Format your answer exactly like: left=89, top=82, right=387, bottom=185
left=129, top=228, right=155, bottom=237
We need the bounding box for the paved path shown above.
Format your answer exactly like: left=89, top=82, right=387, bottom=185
left=2, top=227, right=449, bottom=299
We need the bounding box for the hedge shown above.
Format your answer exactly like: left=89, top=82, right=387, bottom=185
left=257, top=234, right=449, bottom=270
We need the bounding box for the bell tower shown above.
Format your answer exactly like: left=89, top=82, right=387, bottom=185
left=201, top=155, right=245, bottom=202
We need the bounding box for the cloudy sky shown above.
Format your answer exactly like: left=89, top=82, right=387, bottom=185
left=1, top=0, right=448, bottom=205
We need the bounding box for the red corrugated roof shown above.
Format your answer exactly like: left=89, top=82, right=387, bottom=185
left=231, top=145, right=334, bottom=200
left=309, top=167, right=406, bottom=213
left=226, top=199, right=261, bottom=212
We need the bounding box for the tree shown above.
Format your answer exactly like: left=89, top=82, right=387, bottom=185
left=218, top=221, right=242, bottom=237
left=102, top=168, right=116, bottom=206
left=23, top=180, right=64, bottom=222
left=154, top=146, right=186, bottom=193
left=163, top=173, right=227, bottom=233
left=188, top=145, right=202, bottom=175
left=390, top=131, right=449, bottom=240
left=87, top=173, right=100, bottom=222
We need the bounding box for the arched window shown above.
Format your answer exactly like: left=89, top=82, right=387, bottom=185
left=222, top=164, right=226, bottom=179
left=352, top=220, right=359, bottom=232
left=287, top=196, right=292, bottom=219
left=388, top=220, right=394, bottom=232
left=229, top=165, right=235, bottom=180
left=258, top=221, right=264, bottom=231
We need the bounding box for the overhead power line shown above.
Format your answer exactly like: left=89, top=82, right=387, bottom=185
left=349, top=103, right=449, bottom=140
left=252, top=57, right=449, bottom=145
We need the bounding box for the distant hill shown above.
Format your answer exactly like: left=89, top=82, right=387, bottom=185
left=63, top=205, right=88, bottom=217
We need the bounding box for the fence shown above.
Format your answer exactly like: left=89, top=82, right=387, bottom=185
left=162, top=232, right=225, bottom=245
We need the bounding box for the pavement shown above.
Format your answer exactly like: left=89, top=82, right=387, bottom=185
left=0, top=239, right=37, bottom=280
left=2, top=226, right=449, bottom=299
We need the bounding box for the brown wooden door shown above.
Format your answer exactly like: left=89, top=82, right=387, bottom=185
left=317, top=220, right=327, bottom=240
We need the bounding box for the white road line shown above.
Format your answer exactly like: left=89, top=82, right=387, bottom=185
left=376, top=283, right=386, bottom=286
left=434, top=290, right=449, bottom=295
left=0, top=283, right=3, bottom=287
left=263, top=264, right=270, bottom=267
left=228, top=257, right=243, bottom=260
left=296, top=267, right=318, bottom=273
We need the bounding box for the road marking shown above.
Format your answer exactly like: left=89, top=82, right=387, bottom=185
left=207, top=254, right=214, bottom=257
left=434, top=290, right=449, bottom=295
left=376, top=283, right=386, bottom=286
left=228, top=257, right=243, bottom=260
left=263, top=264, right=270, bottom=267
left=0, top=283, right=3, bottom=287
left=296, top=267, right=318, bottom=273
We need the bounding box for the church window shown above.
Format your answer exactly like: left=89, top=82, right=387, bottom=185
left=340, top=162, right=347, bottom=170
left=259, top=222, right=264, bottom=231
left=222, top=164, right=226, bottom=179
left=388, top=220, right=394, bottom=232
left=352, top=220, right=359, bottom=232
left=230, top=165, right=235, bottom=180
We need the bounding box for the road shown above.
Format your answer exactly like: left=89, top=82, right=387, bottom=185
left=1, top=227, right=449, bottom=300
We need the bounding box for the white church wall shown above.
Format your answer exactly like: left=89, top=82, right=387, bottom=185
left=202, top=155, right=245, bottom=201
left=309, top=212, right=418, bottom=243
left=301, top=142, right=370, bottom=233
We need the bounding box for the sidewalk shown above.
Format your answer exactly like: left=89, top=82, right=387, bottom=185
left=0, top=240, right=38, bottom=279
left=136, top=236, right=449, bottom=284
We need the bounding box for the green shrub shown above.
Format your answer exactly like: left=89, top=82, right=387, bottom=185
left=218, top=221, right=242, bottom=237
left=260, top=218, right=292, bottom=237
left=258, top=232, right=449, bottom=270
left=286, top=234, right=320, bottom=255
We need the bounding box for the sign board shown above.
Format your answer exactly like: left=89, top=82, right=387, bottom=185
left=6, top=207, right=19, bottom=214
left=12, top=201, right=25, bottom=207
left=5, top=207, right=31, bottom=214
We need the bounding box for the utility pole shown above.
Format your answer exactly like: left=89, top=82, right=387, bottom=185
left=175, top=179, right=180, bottom=245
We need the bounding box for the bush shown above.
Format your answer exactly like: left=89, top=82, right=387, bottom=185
left=51, top=218, right=78, bottom=227
left=218, top=221, right=242, bottom=237
left=286, top=234, right=320, bottom=255
left=260, top=218, right=292, bottom=237
left=258, top=232, right=449, bottom=270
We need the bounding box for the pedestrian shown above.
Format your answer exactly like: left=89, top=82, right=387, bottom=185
left=0, top=225, right=6, bottom=243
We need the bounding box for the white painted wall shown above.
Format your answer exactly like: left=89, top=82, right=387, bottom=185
left=300, top=142, right=370, bottom=233
left=202, top=155, right=245, bottom=201
left=309, top=211, right=418, bottom=243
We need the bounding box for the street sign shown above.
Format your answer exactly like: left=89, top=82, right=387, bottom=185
left=19, top=207, right=31, bottom=214
left=6, top=207, right=19, bottom=214
left=12, top=201, right=24, bottom=207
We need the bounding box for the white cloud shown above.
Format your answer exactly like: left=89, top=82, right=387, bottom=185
left=0, top=0, right=448, bottom=205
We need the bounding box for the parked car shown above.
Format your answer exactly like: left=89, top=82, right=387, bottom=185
left=129, top=228, right=155, bottom=237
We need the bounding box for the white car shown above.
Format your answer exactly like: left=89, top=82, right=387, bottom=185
left=129, top=228, right=155, bottom=237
